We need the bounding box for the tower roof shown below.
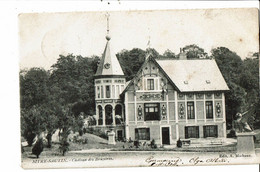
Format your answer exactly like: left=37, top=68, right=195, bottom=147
left=95, top=37, right=124, bottom=77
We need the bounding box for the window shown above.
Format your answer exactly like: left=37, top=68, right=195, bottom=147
left=112, top=85, right=115, bottom=98
left=106, top=85, right=110, bottom=98
left=203, top=125, right=218, bottom=138
left=135, top=128, right=150, bottom=140
left=144, top=103, right=160, bottom=121
left=97, top=86, right=100, bottom=98
left=206, top=101, right=213, bottom=119
left=116, top=85, right=119, bottom=97
left=185, top=126, right=199, bottom=138
left=147, top=79, right=154, bottom=90
left=187, top=102, right=195, bottom=119
left=101, top=86, right=104, bottom=98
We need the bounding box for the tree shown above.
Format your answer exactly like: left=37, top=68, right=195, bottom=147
left=117, top=48, right=146, bottom=81
left=57, top=106, right=84, bottom=156
left=21, top=106, right=46, bottom=146
left=20, top=68, right=50, bottom=109
left=50, top=54, right=97, bottom=115
left=239, top=54, right=259, bottom=129
left=181, top=44, right=208, bottom=59
left=211, top=47, right=247, bottom=128
left=162, top=49, right=177, bottom=59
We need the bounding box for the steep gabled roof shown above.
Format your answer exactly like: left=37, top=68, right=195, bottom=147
left=156, top=59, right=229, bottom=92
left=121, top=55, right=180, bottom=94
left=95, top=38, right=124, bottom=77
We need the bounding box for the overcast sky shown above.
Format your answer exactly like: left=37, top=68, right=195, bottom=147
left=19, top=8, right=259, bottom=69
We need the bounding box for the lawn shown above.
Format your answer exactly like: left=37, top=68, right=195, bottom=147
left=22, top=132, right=125, bottom=159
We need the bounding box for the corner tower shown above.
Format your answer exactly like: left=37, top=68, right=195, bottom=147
left=94, top=13, right=126, bottom=135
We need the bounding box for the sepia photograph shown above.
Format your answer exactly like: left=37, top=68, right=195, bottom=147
left=18, top=6, right=259, bottom=169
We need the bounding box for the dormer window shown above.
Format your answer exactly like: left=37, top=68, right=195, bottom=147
left=147, top=79, right=154, bottom=90
left=184, top=80, right=188, bottom=84
left=206, top=80, right=211, bottom=84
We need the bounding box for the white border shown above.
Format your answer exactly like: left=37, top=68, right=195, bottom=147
left=0, top=1, right=259, bottom=172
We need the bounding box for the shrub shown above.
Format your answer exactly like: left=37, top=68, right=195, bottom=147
left=150, top=139, right=157, bottom=149
left=176, top=138, right=182, bottom=148
left=134, top=140, right=140, bottom=148
left=59, top=129, right=70, bottom=156
left=32, top=138, right=44, bottom=158
left=227, top=129, right=236, bottom=138
left=83, top=127, right=87, bottom=134
left=128, top=137, right=133, bottom=143
left=79, top=129, right=83, bottom=136
left=59, top=139, right=70, bottom=156
left=85, top=127, right=94, bottom=134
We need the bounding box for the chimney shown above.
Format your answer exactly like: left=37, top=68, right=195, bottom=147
left=179, top=48, right=187, bottom=60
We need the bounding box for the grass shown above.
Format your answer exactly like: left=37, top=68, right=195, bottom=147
left=22, top=132, right=126, bottom=159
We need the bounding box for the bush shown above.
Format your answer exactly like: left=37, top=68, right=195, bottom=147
left=134, top=140, right=140, bottom=148
left=227, top=129, right=236, bottom=138
left=59, top=129, right=70, bottom=156
left=59, top=139, right=70, bottom=156
left=150, top=139, right=157, bottom=149
left=32, top=138, right=44, bottom=158
left=83, top=128, right=87, bottom=134
left=176, top=138, right=182, bottom=148
left=85, top=127, right=94, bottom=134
left=79, top=129, right=83, bottom=136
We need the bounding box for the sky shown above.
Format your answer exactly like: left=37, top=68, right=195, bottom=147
left=19, top=8, right=259, bottom=69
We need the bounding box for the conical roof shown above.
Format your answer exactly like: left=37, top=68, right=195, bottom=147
left=95, top=37, right=124, bottom=77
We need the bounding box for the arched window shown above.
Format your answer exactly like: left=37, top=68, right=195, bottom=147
left=115, top=104, right=123, bottom=124
left=98, top=105, right=103, bottom=125
left=105, top=105, right=113, bottom=125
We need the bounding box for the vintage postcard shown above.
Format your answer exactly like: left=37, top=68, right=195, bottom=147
left=19, top=8, right=259, bottom=169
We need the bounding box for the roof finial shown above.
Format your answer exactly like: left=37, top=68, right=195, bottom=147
left=105, top=12, right=111, bottom=41
left=145, top=36, right=152, bottom=59
left=147, top=36, right=151, bottom=49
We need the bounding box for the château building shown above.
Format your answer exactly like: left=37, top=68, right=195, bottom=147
left=93, top=17, right=229, bottom=145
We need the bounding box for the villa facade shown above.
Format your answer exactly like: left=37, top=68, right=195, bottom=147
left=94, top=33, right=229, bottom=145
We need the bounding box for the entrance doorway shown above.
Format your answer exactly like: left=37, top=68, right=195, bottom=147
left=162, top=127, right=170, bottom=145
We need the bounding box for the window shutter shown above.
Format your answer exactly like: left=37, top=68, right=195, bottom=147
left=135, top=128, right=138, bottom=140
left=146, top=128, right=150, bottom=140
left=215, top=125, right=218, bottom=138
left=185, top=127, right=188, bottom=139
left=196, top=126, right=199, bottom=138
left=203, top=126, right=206, bottom=138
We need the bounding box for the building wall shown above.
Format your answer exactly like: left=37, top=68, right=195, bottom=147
left=123, top=60, right=227, bottom=145
left=125, top=89, right=227, bottom=144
